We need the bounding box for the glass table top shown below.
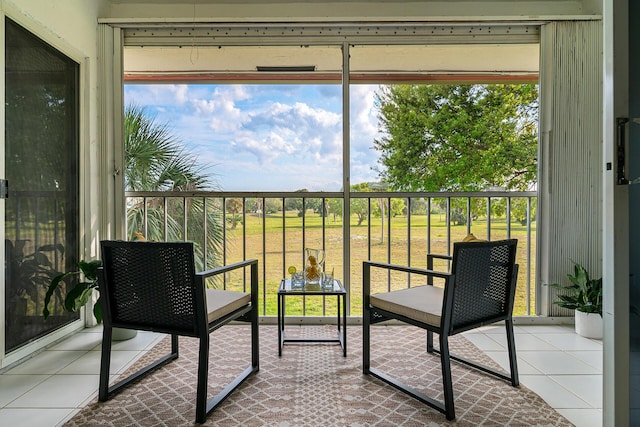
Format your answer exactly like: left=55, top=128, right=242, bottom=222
left=279, top=278, right=345, bottom=294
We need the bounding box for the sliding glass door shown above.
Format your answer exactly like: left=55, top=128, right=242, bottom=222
left=4, top=18, right=80, bottom=353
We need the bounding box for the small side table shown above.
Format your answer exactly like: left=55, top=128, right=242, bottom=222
left=277, top=278, right=347, bottom=357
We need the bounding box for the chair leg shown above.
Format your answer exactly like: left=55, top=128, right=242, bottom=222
left=363, top=304, right=371, bottom=374
left=505, top=319, right=519, bottom=387
left=194, top=310, right=259, bottom=424
left=427, top=330, right=434, bottom=353
left=99, top=330, right=179, bottom=402
left=367, top=324, right=453, bottom=420
left=252, top=305, right=259, bottom=370
left=171, top=334, right=179, bottom=356
left=98, top=326, right=113, bottom=402
left=195, top=336, right=210, bottom=424
left=439, top=333, right=455, bottom=421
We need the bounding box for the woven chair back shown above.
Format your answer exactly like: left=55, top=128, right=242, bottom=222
left=449, top=239, right=518, bottom=333
left=100, top=241, right=201, bottom=336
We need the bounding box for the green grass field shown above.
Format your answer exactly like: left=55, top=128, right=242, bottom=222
left=221, top=209, right=536, bottom=318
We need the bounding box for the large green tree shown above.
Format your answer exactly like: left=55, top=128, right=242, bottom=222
left=373, top=84, right=538, bottom=192
left=284, top=190, right=325, bottom=217
left=125, top=104, right=224, bottom=270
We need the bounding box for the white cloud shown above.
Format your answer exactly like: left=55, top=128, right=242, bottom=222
left=190, top=86, right=252, bottom=133
left=172, top=85, right=189, bottom=104
left=349, top=85, right=384, bottom=183
left=125, top=84, right=191, bottom=107
left=350, top=85, right=380, bottom=145
left=125, top=83, right=384, bottom=191
left=230, top=101, right=342, bottom=165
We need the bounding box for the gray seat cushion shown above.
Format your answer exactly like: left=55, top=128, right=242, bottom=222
left=370, top=285, right=443, bottom=327
left=205, top=289, right=251, bottom=323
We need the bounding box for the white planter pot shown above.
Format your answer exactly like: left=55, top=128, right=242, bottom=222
left=112, top=327, right=137, bottom=341
left=575, top=310, right=602, bottom=339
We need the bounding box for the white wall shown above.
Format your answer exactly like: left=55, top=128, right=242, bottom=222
left=3, top=0, right=105, bottom=52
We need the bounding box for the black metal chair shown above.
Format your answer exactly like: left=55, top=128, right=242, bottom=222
left=97, top=240, right=259, bottom=424
left=363, top=239, right=519, bottom=420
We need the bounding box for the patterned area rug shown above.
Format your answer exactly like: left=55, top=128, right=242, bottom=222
left=65, top=325, right=572, bottom=426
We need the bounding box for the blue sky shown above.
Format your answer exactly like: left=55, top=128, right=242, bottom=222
left=124, top=84, right=383, bottom=191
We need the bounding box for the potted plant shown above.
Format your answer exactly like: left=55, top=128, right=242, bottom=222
left=548, top=262, right=602, bottom=339
left=42, top=259, right=137, bottom=340
left=42, top=259, right=103, bottom=322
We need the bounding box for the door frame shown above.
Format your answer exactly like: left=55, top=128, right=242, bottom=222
left=603, top=0, right=630, bottom=424
left=0, top=5, right=90, bottom=369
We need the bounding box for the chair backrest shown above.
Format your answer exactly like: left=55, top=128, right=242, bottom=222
left=99, top=240, right=203, bottom=337
left=447, top=239, right=518, bottom=334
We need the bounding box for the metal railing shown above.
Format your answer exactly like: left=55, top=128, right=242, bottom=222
left=126, top=190, right=537, bottom=318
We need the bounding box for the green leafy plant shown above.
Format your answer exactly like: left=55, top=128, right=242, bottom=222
left=548, top=262, right=602, bottom=315
left=42, top=260, right=103, bottom=323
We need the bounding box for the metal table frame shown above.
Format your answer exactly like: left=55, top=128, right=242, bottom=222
left=277, top=278, right=347, bottom=357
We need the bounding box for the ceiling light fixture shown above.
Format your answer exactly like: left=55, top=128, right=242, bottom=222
left=256, top=66, right=316, bottom=72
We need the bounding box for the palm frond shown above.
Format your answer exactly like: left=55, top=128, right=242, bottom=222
left=124, top=104, right=225, bottom=271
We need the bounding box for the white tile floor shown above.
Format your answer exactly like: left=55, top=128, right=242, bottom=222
left=465, top=324, right=603, bottom=427
left=0, top=324, right=601, bottom=427
left=0, top=327, right=165, bottom=427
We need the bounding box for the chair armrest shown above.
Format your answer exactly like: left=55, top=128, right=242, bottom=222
left=362, top=260, right=451, bottom=299
left=426, top=253, right=452, bottom=285
left=196, top=259, right=259, bottom=307
left=363, top=260, right=450, bottom=279
left=197, top=259, right=258, bottom=279
left=427, top=253, right=452, bottom=262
